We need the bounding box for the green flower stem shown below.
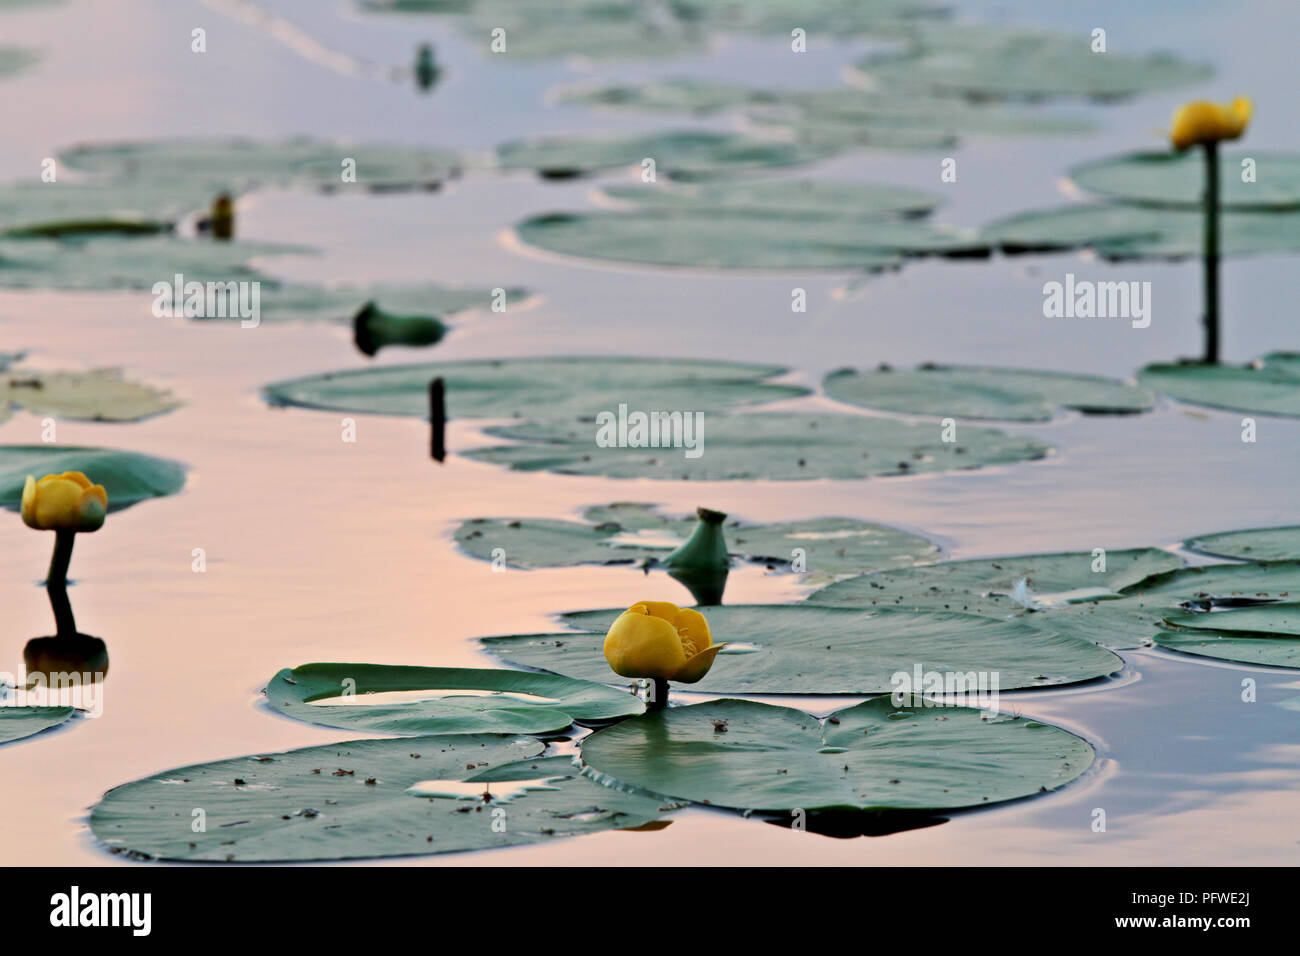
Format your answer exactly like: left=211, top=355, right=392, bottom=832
left=46, top=529, right=78, bottom=638
left=1203, top=141, right=1220, bottom=365
left=648, top=677, right=669, bottom=712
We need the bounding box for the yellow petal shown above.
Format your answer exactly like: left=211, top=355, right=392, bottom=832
left=673, top=607, right=712, bottom=652
left=20, top=475, right=37, bottom=528
left=603, top=605, right=687, bottom=680
left=1171, top=97, right=1252, bottom=150
left=33, top=478, right=86, bottom=531
left=671, top=643, right=726, bottom=684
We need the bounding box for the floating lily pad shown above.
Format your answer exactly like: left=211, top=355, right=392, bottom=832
left=90, top=737, right=679, bottom=862
left=984, top=203, right=1300, bottom=260
left=1138, top=356, right=1300, bottom=418
left=824, top=365, right=1154, bottom=421
left=1125, top=559, right=1300, bottom=603
left=2, top=366, right=180, bottom=424
left=0, top=445, right=186, bottom=511
left=0, top=181, right=197, bottom=237
left=598, top=179, right=940, bottom=219
left=496, top=131, right=833, bottom=180
left=254, top=283, right=521, bottom=325
left=1187, top=526, right=1300, bottom=562
left=60, top=139, right=461, bottom=193
left=264, top=358, right=807, bottom=420
left=0, top=706, right=74, bottom=745
left=1153, top=629, right=1300, bottom=668
left=852, top=24, right=1211, bottom=101
left=455, top=502, right=938, bottom=576
left=484, top=603, right=1123, bottom=693
left=0, top=47, right=38, bottom=80
left=1163, top=603, right=1300, bottom=636
left=556, top=78, right=771, bottom=114
left=581, top=697, right=1095, bottom=812
left=517, top=209, right=986, bottom=271
left=266, top=663, right=643, bottom=735
left=1069, top=151, right=1300, bottom=211
left=466, top=413, right=1050, bottom=481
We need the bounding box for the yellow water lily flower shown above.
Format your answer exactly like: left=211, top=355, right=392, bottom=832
left=21, top=472, right=107, bottom=532
left=1170, top=97, right=1252, bottom=150
left=603, top=600, right=725, bottom=684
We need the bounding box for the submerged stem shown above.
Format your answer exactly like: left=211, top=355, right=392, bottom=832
left=1203, top=141, right=1220, bottom=365
left=46, top=530, right=77, bottom=638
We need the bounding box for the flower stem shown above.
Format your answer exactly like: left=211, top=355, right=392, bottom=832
left=1203, top=141, right=1220, bottom=365
left=46, top=530, right=77, bottom=638
left=648, top=677, right=669, bottom=712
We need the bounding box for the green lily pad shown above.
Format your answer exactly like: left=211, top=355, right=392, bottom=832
left=60, top=139, right=461, bottom=193
left=496, top=131, right=833, bottom=180
left=252, top=283, right=521, bottom=325
left=1163, top=603, right=1300, bottom=636
left=555, top=78, right=772, bottom=114
left=1153, top=629, right=1300, bottom=668
left=852, top=24, right=1211, bottom=101
left=455, top=502, right=938, bottom=576
left=484, top=603, right=1123, bottom=693
left=90, top=737, right=679, bottom=862
left=516, top=209, right=986, bottom=271
left=2, top=366, right=180, bottom=424
left=0, top=445, right=186, bottom=511
left=0, top=706, right=74, bottom=745
left=1124, top=559, right=1300, bottom=603
left=0, top=47, right=38, bottom=80
left=266, top=663, right=643, bottom=735
left=984, top=203, right=1300, bottom=260
left=1069, top=151, right=1300, bottom=211
left=824, top=365, right=1154, bottom=421
left=1138, top=356, right=1300, bottom=418
left=599, top=179, right=940, bottom=219
left=264, top=358, right=807, bottom=420
left=0, top=181, right=197, bottom=237
left=466, top=413, right=1051, bottom=481
left=1187, top=526, right=1300, bottom=562
left=581, top=697, right=1095, bottom=812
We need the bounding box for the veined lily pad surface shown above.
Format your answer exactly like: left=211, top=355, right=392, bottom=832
left=454, top=501, right=939, bottom=576
left=0, top=445, right=186, bottom=511
left=483, top=603, right=1123, bottom=693
left=0, top=706, right=74, bottom=745
left=823, top=365, right=1155, bottom=421
left=264, top=358, right=807, bottom=420
left=1187, top=526, right=1300, bottom=562
left=581, top=698, right=1095, bottom=812
left=266, top=663, right=643, bottom=735
left=466, top=413, right=1051, bottom=481
left=1069, top=151, right=1300, bottom=211
left=90, top=739, right=679, bottom=862
left=1, top=365, right=180, bottom=423
left=1137, top=356, right=1300, bottom=418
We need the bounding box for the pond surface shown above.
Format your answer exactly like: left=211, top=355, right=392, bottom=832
left=1, top=0, right=1298, bottom=864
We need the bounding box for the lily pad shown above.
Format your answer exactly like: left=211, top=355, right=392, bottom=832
left=852, top=24, right=1211, bottom=101
left=1137, top=356, right=1300, bottom=418
left=580, top=697, right=1095, bottom=812
left=0, top=706, right=74, bottom=745
left=1069, top=151, right=1300, bottom=211
left=264, top=358, right=807, bottom=420
left=1163, top=603, right=1300, bottom=636
left=1153, top=629, right=1300, bottom=668
left=266, top=663, right=643, bottom=735
left=598, top=179, right=940, bottom=219
left=824, top=365, right=1154, bottom=421
left=483, top=603, right=1123, bottom=693
left=90, top=738, right=678, bottom=862
left=1187, top=526, right=1300, bottom=562
left=496, top=131, right=833, bottom=180
left=455, top=502, right=939, bottom=576
left=0, top=181, right=198, bottom=237
left=253, top=283, right=521, bottom=325
left=2, top=366, right=180, bottom=424
left=465, top=413, right=1051, bottom=481
left=0, top=47, right=38, bottom=80
left=0, top=445, right=186, bottom=511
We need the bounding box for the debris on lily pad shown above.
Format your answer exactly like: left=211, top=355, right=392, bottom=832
left=90, top=740, right=679, bottom=862
left=2, top=364, right=180, bottom=424
left=1138, top=355, right=1300, bottom=418
left=454, top=502, right=939, bottom=578
left=580, top=697, right=1095, bottom=812
left=265, top=663, right=643, bottom=736
left=0, top=445, right=186, bottom=511
left=824, top=364, right=1155, bottom=421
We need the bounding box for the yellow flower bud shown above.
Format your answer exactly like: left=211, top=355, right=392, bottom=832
left=20, top=472, right=107, bottom=532
left=1170, top=97, right=1252, bottom=150
left=603, top=600, right=725, bottom=684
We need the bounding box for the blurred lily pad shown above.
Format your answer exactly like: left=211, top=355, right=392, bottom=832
left=1138, top=356, right=1300, bottom=417
left=254, top=283, right=521, bottom=325
left=0, top=181, right=196, bottom=238
left=2, top=365, right=180, bottom=423
left=852, top=23, right=1211, bottom=101
left=266, top=663, right=643, bottom=735
left=1069, top=151, right=1300, bottom=211
left=90, top=738, right=678, bottom=861
left=264, top=358, right=808, bottom=420
left=455, top=502, right=939, bottom=576
left=0, top=445, right=186, bottom=511
left=824, top=365, right=1154, bottom=421
left=466, top=413, right=1050, bottom=481
left=1187, top=526, right=1300, bottom=562
left=580, top=697, right=1095, bottom=812
left=496, top=131, right=833, bottom=180
left=599, top=179, right=940, bottom=219
left=484, top=603, right=1123, bottom=693
left=0, top=706, right=74, bottom=745
left=0, top=47, right=38, bottom=80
